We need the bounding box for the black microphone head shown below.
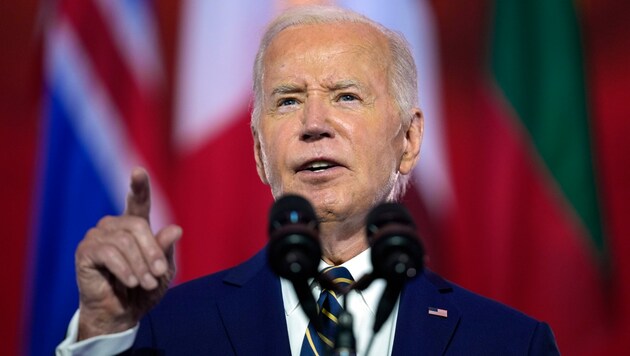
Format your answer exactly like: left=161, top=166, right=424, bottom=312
left=365, top=202, right=415, bottom=243
left=267, top=194, right=321, bottom=281
left=365, top=202, right=424, bottom=281
left=269, top=194, right=318, bottom=235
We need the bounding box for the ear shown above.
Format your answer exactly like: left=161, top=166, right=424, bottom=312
left=398, top=108, right=423, bottom=175
left=252, top=127, right=269, bottom=185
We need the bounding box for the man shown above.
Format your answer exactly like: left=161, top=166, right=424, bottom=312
left=57, top=5, right=559, bottom=355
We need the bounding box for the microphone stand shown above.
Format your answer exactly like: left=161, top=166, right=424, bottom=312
left=333, top=294, right=356, bottom=356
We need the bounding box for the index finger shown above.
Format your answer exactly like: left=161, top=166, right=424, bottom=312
left=125, top=167, right=151, bottom=222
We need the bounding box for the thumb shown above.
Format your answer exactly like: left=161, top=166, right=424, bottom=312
left=155, top=225, right=182, bottom=263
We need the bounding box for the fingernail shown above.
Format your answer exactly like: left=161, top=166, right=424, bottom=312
left=128, top=275, right=139, bottom=287
left=153, top=259, right=167, bottom=274
left=143, top=273, right=158, bottom=289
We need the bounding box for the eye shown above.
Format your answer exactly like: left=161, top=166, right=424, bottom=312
left=278, top=98, right=298, bottom=107
left=338, top=93, right=359, bottom=102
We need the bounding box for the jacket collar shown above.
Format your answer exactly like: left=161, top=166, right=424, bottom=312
left=216, top=248, right=292, bottom=355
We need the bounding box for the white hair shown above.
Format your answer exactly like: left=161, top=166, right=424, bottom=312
left=251, top=5, right=419, bottom=200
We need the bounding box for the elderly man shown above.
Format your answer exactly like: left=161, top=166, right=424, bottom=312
left=57, top=5, right=559, bottom=355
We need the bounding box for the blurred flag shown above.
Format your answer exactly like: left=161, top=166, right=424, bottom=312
left=431, top=0, right=626, bottom=354
left=171, top=0, right=276, bottom=281
left=26, top=0, right=170, bottom=354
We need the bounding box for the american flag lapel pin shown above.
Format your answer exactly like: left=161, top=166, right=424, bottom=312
left=428, top=307, right=448, bottom=318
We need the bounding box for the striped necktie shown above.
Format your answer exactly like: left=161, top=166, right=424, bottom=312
left=300, top=266, right=354, bottom=356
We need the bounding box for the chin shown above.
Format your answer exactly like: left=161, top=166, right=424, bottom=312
left=313, top=192, right=355, bottom=222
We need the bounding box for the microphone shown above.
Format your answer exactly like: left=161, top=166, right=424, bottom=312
left=366, top=202, right=424, bottom=333
left=267, top=194, right=322, bottom=329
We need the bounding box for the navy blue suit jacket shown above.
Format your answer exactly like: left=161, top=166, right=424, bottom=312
left=127, top=248, right=559, bottom=355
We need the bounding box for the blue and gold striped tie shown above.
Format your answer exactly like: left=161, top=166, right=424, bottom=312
left=300, top=266, right=354, bottom=356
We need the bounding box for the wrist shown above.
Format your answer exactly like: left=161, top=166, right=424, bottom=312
left=77, top=306, right=138, bottom=340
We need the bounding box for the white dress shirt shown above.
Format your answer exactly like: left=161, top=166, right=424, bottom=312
left=57, top=248, right=399, bottom=355
left=282, top=248, right=398, bottom=356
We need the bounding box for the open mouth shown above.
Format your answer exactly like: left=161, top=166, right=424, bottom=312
left=298, top=160, right=340, bottom=173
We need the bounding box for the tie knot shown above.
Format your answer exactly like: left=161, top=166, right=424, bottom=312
left=320, top=266, right=354, bottom=292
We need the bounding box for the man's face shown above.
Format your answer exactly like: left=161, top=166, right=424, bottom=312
left=254, top=22, right=421, bottom=227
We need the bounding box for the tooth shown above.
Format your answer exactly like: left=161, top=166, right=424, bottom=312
left=310, top=162, right=329, bottom=169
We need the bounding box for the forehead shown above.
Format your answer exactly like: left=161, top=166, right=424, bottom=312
left=262, top=22, right=390, bottom=83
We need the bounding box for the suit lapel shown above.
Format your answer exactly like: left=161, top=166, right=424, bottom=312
left=215, top=249, right=292, bottom=355
left=392, top=270, right=461, bottom=355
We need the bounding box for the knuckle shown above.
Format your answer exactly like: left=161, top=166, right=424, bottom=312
left=98, top=247, right=129, bottom=275
left=128, top=216, right=149, bottom=231
left=144, top=239, right=161, bottom=255
left=133, top=261, right=149, bottom=276
left=83, top=227, right=101, bottom=241
left=145, top=248, right=162, bottom=263
left=114, top=232, right=134, bottom=250
left=99, top=244, right=118, bottom=261
left=75, top=240, right=89, bottom=259
left=76, top=235, right=90, bottom=249
left=76, top=229, right=99, bottom=257
left=108, top=233, right=149, bottom=274
left=97, top=215, right=117, bottom=228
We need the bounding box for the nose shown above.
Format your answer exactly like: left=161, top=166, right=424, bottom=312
left=300, top=97, right=334, bottom=142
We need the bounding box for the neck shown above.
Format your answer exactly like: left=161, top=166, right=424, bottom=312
left=319, top=220, right=369, bottom=265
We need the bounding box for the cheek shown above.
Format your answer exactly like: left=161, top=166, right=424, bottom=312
left=363, top=127, right=404, bottom=175
left=261, top=151, right=284, bottom=198
left=361, top=121, right=399, bottom=155
left=261, top=145, right=281, bottom=179
left=259, top=129, right=291, bottom=188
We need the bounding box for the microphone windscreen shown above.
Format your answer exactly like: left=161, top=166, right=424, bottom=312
left=267, top=194, right=321, bottom=281
left=365, top=202, right=425, bottom=334
left=365, top=202, right=415, bottom=241
left=269, top=194, right=318, bottom=234
left=267, top=195, right=322, bottom=330
left=365, top=202, right=424, bottom=280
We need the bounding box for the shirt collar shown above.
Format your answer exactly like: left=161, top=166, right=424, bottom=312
left=281, top=247, right=384, bottom=316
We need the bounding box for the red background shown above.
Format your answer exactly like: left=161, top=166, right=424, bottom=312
left=2, top=1, right=629, bottom=355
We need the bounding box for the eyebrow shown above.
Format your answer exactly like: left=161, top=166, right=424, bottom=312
left=328, top=79, right=364, bottom=92
left=270, top=84, right=304, bottom=97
